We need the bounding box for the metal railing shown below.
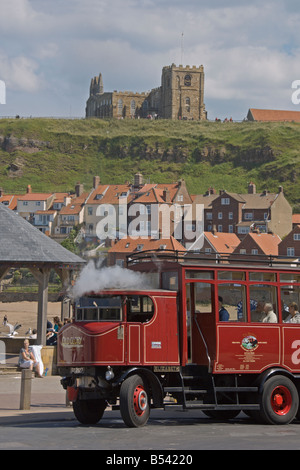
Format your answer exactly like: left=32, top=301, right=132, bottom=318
left=127, top=249, right=300, bottom=268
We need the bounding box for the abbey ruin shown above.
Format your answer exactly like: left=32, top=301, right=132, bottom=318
left=86, top=64, right=207, bottom=120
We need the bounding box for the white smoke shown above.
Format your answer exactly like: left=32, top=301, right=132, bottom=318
left=71, top=261, right=155, bottom=299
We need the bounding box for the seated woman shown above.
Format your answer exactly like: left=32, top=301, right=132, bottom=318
left=18, top=338, right=43, bottom=377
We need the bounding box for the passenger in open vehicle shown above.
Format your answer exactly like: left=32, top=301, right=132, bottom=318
left=218, top=296, right=229, bottom=321
left=284, top=302, right=300, bottom=323
left=262, top=302, right=277, bottom=323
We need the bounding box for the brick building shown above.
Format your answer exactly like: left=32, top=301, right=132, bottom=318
left=278, top=225, right=300, bottom=258
left=232, top=232, right=281, bottom=257
left=194, top=183, right=292, bottom=239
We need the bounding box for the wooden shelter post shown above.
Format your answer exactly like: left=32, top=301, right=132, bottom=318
left=30, top=267, right=50, bottom=345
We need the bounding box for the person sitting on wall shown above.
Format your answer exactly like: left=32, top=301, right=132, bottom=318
left=262, top=302, right=278, bottom=323
left=218, top=296, right=229, bottom=321
left=18, top=338, right=43, bottom=377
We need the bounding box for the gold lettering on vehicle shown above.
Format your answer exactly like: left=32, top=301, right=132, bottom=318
left=62, top=336, right=83, bottom=347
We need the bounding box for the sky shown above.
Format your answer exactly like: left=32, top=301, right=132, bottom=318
left=0, top=0, right=300, bottom=120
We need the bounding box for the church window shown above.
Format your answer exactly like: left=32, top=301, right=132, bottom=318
left=185, top=97, right=191, bottom=112
left=184, top=74, right=192, bottom=86
left=117, top=99, right=123, bottom=115
left=130, top=100, right=136, bottom=116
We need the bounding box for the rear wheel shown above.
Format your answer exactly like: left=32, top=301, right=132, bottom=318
left=259, top=376, right=298, bottom=425
left=120, top=374, right=150, bottom=427
left=73, top=398, right=106, bottom=425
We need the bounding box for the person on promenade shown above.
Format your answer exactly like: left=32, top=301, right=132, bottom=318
left=18, top=338, right=43, bottom=377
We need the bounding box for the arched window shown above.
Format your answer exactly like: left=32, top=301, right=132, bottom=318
left=117, top=99, right=123, bottom=115
left=185, top=97, right=191, bottom=112
left=130, top=99, right=136, bottom=117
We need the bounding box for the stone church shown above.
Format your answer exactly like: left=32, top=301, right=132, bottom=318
left=85, top=64, right=207, bottom=120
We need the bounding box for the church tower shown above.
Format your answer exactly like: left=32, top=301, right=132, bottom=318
left=161, top=64, right=206, bottom=120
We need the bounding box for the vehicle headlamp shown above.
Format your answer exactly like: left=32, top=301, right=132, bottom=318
left=105, top=366, right=114, bottom=381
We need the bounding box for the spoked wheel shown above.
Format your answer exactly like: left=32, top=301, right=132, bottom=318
left=120, top=374, right=150, bottom=427
left=73, top=398, right=106, bottom=425
left=259, top=376, right=299, bottom=425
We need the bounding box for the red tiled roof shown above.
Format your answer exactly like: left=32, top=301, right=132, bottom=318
left=86, top=185, right=133, bottom=205
left=292, top=214, right=300, bottom=224
left=108, top=236, right=186, bottom=253
left=243, top=232, right=281, bottom=256
left=18, top=193, right=53, bottom=201
left=0, top=195, right=19, bottom=210
left=204, top=232, right=240, bottom=253
left=248, top=108, right=300, bottom=122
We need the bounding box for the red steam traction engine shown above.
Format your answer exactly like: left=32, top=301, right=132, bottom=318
left=58, top=251, right=300, bottom=427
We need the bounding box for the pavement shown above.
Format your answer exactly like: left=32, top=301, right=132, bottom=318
left=0, top=349, right=76, bottom=426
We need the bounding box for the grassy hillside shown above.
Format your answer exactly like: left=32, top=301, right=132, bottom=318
left=0, top=118, right=300, bottom=208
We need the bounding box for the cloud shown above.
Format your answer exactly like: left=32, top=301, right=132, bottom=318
left=0, top=0, right=300, bottom=118
left=0, top=52, right=43, bottom=93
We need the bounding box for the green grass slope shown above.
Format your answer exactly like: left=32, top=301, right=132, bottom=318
left=0, top=118, right=299, bottom=208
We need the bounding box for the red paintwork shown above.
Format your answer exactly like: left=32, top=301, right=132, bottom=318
left=58, top=262, right=300, bottom=378
left=57, top=289, right=179, bottom=367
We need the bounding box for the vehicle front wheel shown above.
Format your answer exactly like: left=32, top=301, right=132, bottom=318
left=259, top=375, right=298, bottom=425
left=73, top=398, right=106, bottom=425
left=120, top=374, right=150, bottom=427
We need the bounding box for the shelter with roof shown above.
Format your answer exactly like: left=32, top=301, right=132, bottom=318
left=0, top=203, right=85, bottom=345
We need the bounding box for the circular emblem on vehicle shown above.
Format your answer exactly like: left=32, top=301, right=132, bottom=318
left=241, top=335, right=258, bottom=351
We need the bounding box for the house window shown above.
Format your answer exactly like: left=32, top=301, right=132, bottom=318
left=177, top=195, right=183, bottom=202
left=23, top=201, right=28, bottom=206
left=137, top=244, right=144, bottom=251
left=88, top=207, right=93, bottom=216
left=287, top=247, right=295, bottom=257
left=206, top=212, right=212, bottom=220
left=228, top=225, right=233, bottom=233
left=221, top=198, right=230, bottom=205
left=36, top=201, right=41, bottom=206
left=294, top=234, right=300, bottom=241
left=244, top=212, right=253, bottom=220
left=238, top=226, right=250, bottom=234
left=205, top=248, right=212, bottom=253
left=240, top=249, right=246, bottom=254
left=218, top=225, right=223, bottom=232
left=251, top=249, right=258, bottom=255
left=229, top=212, right=233, bottom=219
left=218, top=212, right=223, bottom=219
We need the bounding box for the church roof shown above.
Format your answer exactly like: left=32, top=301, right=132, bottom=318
left=0, top=202, right=85, bottom=266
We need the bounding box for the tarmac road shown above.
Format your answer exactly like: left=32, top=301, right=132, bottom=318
left=1, top=374, right=300, bottom=451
